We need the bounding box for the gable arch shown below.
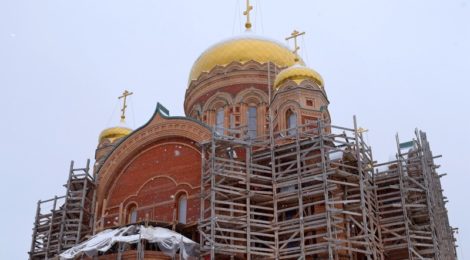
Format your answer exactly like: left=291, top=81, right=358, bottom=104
left=202, top=91, right=233, bottom=111
left=277, top=100, right=301, bottom=116
left=275, top=100, right=301, bottom=132
left=298, top=80, right=322, bottom=90
left=234, top=87, right=268, bottom=105
left=96, top=113, right=211, bottom=206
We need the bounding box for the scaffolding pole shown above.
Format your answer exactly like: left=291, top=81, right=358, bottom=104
left=200, top=119, right=385, bottom=259
left=29, top=160, right=96, bottom=260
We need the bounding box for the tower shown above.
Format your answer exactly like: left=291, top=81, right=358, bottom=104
left=271, top=30, right=330, bottom=134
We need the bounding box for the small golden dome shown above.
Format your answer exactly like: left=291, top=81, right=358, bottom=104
left=99, top=126, right=132, bottom=143
left=189, top=35, right=303, bottom=82
left=274, top=64, right=324, bottom=90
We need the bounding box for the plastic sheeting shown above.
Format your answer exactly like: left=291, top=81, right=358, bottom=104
left=329, top=150, right=344, bottom=161
left=60, top=225, right=198, bottom=259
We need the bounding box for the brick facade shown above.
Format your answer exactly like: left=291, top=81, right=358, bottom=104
left=95, top=110, right=211, bottom=234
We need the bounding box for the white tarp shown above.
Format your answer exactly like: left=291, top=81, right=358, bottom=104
left=60, top=225, right=198, bottom=259
left=329, top=150, right=344, bottom=161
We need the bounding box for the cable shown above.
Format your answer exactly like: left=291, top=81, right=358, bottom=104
left=106, top=99, right=119, bottom=127
left=301, top=35, right=311, bottom=66
left=129, top=95, right=136, bottom=128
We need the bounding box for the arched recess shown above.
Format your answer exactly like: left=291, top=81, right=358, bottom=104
left=274, top=81, right=298, bottom=93
left=286, top=109, right=297, bottom=136
left=276, top=100, right=301, bottom=133
left=202, top=91, right=233, bottom=112
left=234, top=87, right=268, bottom=105
left=175, top=191, right=189, bottom=224
left=126, top=202, right=138, bottom=224
left=298, top=80, right=324, bottom=91
left=277, top=101, right=301, bottom=118
left=234, top=87, right=269, bottom=137
left=201, top=92, right=232, bottom=132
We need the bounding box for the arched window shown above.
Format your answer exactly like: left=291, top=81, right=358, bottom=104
left=287, top=110, right=297, bottom=136
left=216, top=108, right=224, bottom=134
left=178, top=194, right=187, bottom=224
left=127, top=205, right=137, bottom=224
left=247, top=106, right=257, bottom=139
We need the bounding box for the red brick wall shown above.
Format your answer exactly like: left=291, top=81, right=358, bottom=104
left=100, top=137, right=201, bottom=228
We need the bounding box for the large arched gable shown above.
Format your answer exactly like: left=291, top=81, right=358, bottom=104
left=96, top=103, right=211, bottom=211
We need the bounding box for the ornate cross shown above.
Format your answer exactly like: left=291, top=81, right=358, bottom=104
left=243, top=0, right=253, bottom=30
left=286, top=30, right=306, bottom=61
left=118, top=90, right=133, bottom=123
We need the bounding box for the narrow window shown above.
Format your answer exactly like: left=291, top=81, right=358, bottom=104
left=287, top=110, right=297, bottom=136
left=128, top=207, right=137, bottom=224
left=178, top=195, right=187, bottom=224
left=247, top=106, right=257, bottom=139
left=230, top=114, right=235, bottom=129
left=216, top=108, right=224, bottom=134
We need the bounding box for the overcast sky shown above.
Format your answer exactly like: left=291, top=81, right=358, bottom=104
left=1, top=0, right=469, bottom=258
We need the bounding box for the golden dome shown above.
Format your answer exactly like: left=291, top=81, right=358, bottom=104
left=189, top=35, right=304, bottom=82
left=99, top=126, right=132, bottom=143
left=274, top=64, right=324, bottom=90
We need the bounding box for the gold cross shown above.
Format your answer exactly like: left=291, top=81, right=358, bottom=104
left=243, top=0, right=253, bottom=30
left=286, top=30, right=305, bottom=61
left=118, top=90, right=133, bottom=123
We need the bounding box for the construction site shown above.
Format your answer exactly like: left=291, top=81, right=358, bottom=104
left=198, top=119, right=457, bottom=259
left=27, top=2, right=457, bottom=258
left=29, top=118, right=458, bottom=260
left=29, top=160, right=96, bottom=259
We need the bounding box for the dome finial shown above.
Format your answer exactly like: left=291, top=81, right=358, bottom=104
left=286, top=30, right=305, bottom=62
left=118, top=90, right=133, bottom=123
left=243, top=0, right=253, bottom=30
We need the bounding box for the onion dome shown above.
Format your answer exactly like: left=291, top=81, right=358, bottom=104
left=189, top=34, right=304, bottom=83
left=99, top=90, right=133, bottom=144
left=98, top=125, right=132, bottom=143
left=273, top=64, right=324, bottom=90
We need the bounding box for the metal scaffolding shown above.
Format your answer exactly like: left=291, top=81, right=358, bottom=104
left=29, top=160, right=96, bottom=260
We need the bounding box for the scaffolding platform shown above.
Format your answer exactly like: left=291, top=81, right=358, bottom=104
left=199, top=119, right=384, bottom=259
left=375, top=131, right=457, bottom=260
left=29, top=160, right=96, bottom=260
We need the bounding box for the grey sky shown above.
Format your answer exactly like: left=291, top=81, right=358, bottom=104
left=1, top=0, right=469, bottom=258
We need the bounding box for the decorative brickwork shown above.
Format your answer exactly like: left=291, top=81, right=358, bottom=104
left=95, top=108, right=211, bottom=232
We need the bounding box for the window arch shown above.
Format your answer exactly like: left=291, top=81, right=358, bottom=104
left=126, top=203, right=138, bottom=224
left=286, top=109, right=297, bottom=136
left=177, top=194, right=188, bottom=224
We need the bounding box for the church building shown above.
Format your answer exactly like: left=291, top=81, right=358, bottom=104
left=29, top=2, right=457, bottom=260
